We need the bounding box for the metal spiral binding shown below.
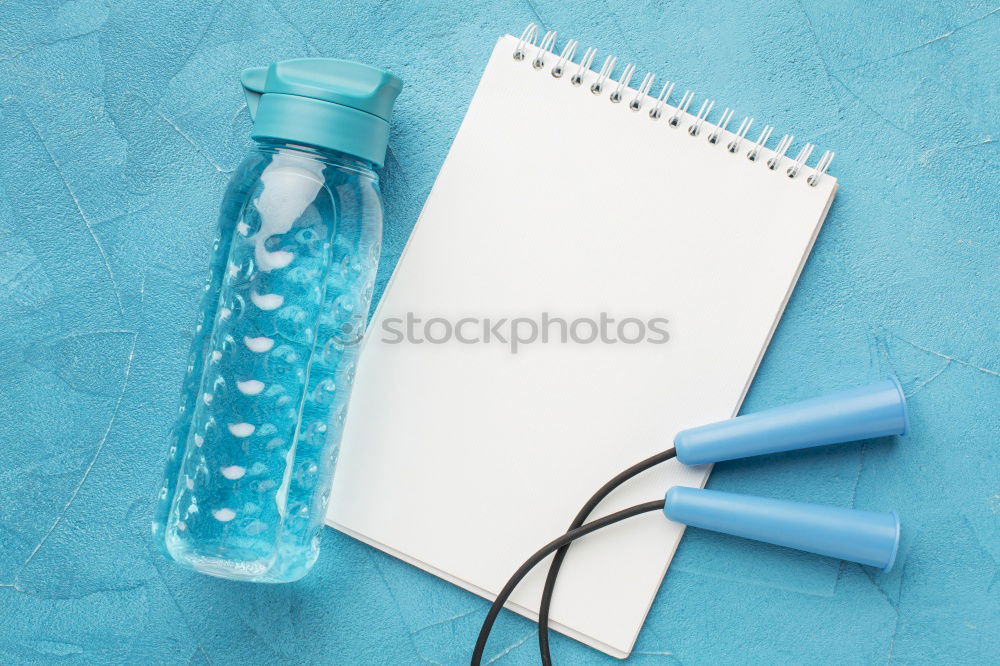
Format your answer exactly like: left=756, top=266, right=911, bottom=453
left=532, top=31, right=557, bottom=69
left=513, top=24, right=538, bottom=60
left=648, top=81, right=674, bottom=120
left=590, top=55, right=617, bottom=95
left=688, top=99, right=715, bottom=136
left=510, top=24, right=835, bottom=186
left=668, top=90, right=694, bottom=127
left=707, top=108, right=734, bottom=144
left=570, top=47, right=597, bottom=86
left=551, top=40, right=578, bottom=78
left=610, top=64, right=637, bottom=103
left=727, top=117, right=753, bottom=153
left=807, top=151, right=835, bottom=186
left=746, top=125, right=773, bottom=162
left=629, top=72, right=655, bottom=110
left=787, top=144, right=814, bottom=179
left=767, top=134, right=794, bottom=170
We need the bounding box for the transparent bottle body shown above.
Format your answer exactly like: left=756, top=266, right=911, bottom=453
left=152, top=141, right=382, bottom=582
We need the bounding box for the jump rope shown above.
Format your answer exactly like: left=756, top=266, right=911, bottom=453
left=469, top=378, right=909, bottom=664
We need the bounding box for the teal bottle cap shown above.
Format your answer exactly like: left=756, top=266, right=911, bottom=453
left=241, top=58, right=403, bottom=166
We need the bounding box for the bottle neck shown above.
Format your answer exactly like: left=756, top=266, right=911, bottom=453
left=253, top=139, right=378, bottom=180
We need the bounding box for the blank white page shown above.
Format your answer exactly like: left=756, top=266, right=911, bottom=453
left=327, top=34, right=837, bottom=658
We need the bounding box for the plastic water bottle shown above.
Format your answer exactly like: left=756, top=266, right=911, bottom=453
left=152, top=58, right=402, bottom=582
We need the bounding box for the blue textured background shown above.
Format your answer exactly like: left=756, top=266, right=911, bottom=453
left=1, top=0, right=997, bottom=663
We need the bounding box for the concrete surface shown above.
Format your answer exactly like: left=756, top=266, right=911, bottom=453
left=0, top=0, right=997, bottom=663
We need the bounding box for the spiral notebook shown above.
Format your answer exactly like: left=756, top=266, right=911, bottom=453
left=327, top=26, right=838, bottom=658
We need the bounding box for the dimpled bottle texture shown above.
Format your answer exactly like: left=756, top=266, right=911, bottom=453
left=152, top=141, right=382, bottom=582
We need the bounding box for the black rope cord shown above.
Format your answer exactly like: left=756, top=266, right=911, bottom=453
left=537, top=447, right=677, bottom=665
left=470, top=500, right=667, bottom=666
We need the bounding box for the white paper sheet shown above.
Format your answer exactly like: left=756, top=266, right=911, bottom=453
left=328, top=34, right=837, bottom=658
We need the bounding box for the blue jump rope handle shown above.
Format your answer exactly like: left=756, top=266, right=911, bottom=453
left=666, top=379, right=908, bottom=570
left=674, top=378, right=909, bottom=465
left=664, top=487, right=900, bottom=571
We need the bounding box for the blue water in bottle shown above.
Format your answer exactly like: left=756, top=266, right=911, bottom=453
left=152, top=59, right=402, bottom=582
